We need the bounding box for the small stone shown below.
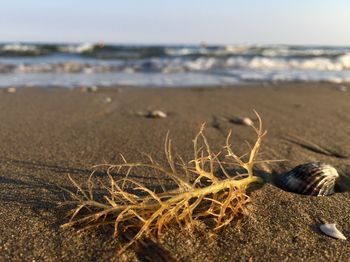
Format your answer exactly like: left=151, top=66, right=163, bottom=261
left=80, top=86, right=98, bottom=93
left=229, top=116, right=253, bottom=126
left=337, top=85, right=347, bottom=92
left=146, top=110, right=167, bottom=118
left=104, top=96, right=112, bottom=103
left=5, top=87, right=16, bottom=93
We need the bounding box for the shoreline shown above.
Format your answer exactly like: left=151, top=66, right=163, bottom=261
left=0, top=83, right=349, bottom=261
left=0, top=81, right=349, bottom=90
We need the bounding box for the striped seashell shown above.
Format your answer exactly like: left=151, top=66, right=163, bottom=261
left=279, top=162, right=339, bottom=196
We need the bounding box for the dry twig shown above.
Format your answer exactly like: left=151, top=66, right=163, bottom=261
left=61, top=111, right=267, bottom=253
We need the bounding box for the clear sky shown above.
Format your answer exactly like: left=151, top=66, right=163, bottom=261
left=1, top=0, right=350, bottom=45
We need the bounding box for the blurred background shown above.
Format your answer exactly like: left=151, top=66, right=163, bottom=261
left=1, top=0, right=350, bottom=88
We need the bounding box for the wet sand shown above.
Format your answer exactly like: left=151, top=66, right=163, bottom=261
left=0, top=83, right=349, bottom=261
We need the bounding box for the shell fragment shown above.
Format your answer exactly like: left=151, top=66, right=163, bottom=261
left=319, top=223, right=347, bottom=240
left=229, top=116, right=253, bottom=126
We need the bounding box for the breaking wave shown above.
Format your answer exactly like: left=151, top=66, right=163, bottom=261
left=1, top=43, right=350, bottom=87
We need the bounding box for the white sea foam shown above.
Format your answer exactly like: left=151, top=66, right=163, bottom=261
left=337, top=53, right=350, bottom=68
left=14, top=61, right=120, bottom=74
left=225, top=55, right=350, bottom=71
left=2, top=43, right=39, bottom=53
left=165, top=47, right=197, bottom=56
left=2, top=55, right=350, bottom=75
left=59, top=43, right=96, bottom=53
left=2, top=44, right=350, bottom=87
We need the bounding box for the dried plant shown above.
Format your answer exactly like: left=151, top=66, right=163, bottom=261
left=61, top=112, right=267, bottom=253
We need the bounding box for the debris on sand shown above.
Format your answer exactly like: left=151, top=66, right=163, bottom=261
left=320, top=223, right=347, bottom=240
left=227, top=116, right=253, bottom=126
left=80, top=86, right=98, bottom=93
left=4, top=87, right=16, bottom=93
left=137, top=110, right=168, bottom=119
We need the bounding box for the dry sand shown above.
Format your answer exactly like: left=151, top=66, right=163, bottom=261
left=0, top=83, right=349, bottom=261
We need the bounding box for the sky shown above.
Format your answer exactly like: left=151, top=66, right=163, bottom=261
left=0, top=0, right=350, bottom=45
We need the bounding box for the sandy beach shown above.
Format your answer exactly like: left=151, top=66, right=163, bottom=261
left=0, top=83, right=349, bottom=261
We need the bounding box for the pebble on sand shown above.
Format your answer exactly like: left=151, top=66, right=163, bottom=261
left=103, top=96, right=112, bottom=103
left=337, top=85, right=347, bottom=92
left=136, top=110, right=168, bottom=118
left=229, top=116, right=253, bottom=126
left=5, top=87, right=17, bottom=93
left=146, top=110, right=167, bottom=118
left=80, top=86, right=98, bottom=93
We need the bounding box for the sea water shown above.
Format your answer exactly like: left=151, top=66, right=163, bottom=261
left=1, top=43, right=350, bottom=88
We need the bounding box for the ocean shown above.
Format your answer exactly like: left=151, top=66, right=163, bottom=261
left=1, top=43, right=350, bottom=88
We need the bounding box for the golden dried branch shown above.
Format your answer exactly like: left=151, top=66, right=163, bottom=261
left=61, top=112, right=267, bottom=254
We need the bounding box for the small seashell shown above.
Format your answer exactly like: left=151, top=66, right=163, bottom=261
left=80, top=86, right=98, bottom=93
left=5, top=87, right=16, bottom=93
left=146, top=110, right=167, bottom=119
left=278, top=162, right=339, bottom=196
left=337, top=85, right=347, bottom=92
left=229, top=116, right=253, bottom=126
left=319, top=223, right=347, bottom=240
left=103, top=96, right=112, bottom=103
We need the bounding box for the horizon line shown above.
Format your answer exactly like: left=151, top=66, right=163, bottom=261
left=1, top=40, right=350, bottom=48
